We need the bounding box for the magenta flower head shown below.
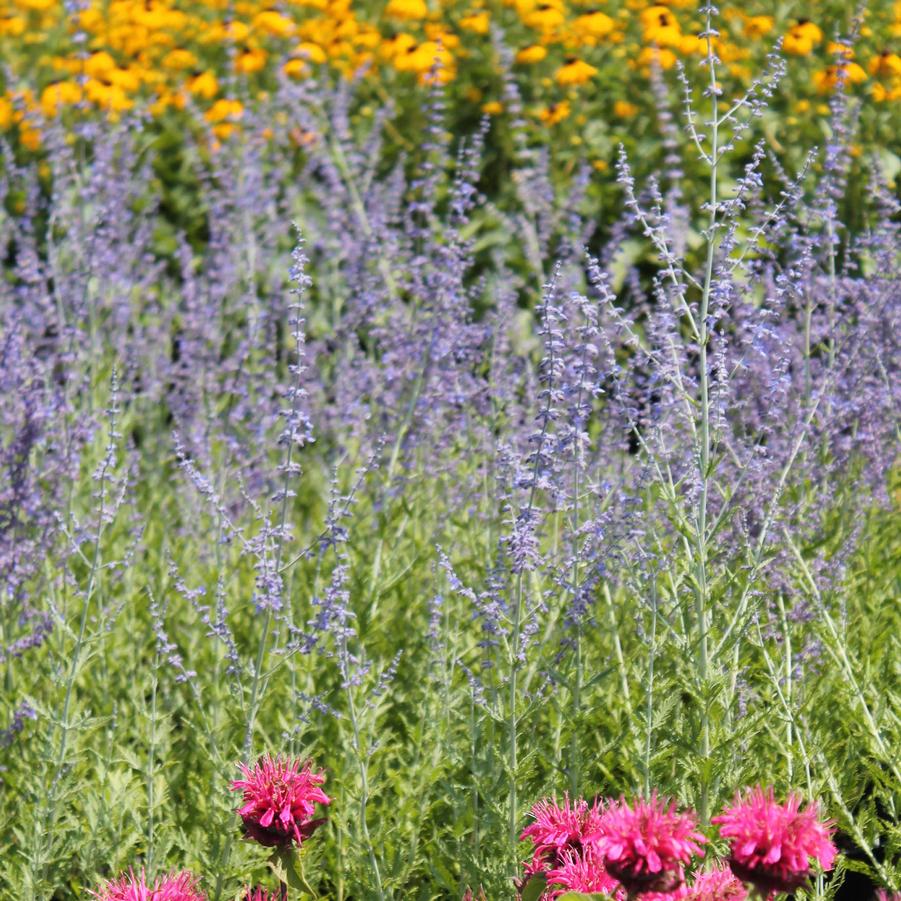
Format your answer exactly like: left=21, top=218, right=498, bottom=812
left=520, top=794, right=606, bottom=869
left=232, top=754, right=330, bottom=848
left=91, top=870, right=206, bottom=901
left=637, top=887, right=689, bottom=901
left=544, top=845, right=621, bottom=899
left=595, top=793, right=706, bottom=894
left=685, top=864, right=748, bottom=901
left=243, top=890, right=282, bottom=901
left=711, top=786, right=836, bottom=896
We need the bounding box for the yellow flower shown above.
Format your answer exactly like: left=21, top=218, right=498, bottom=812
left=795, top=20, right=823, bottom=42
left=355, top=28, right=382, bottom=49
left=555, top=58, right=598, bottom=86
left=253, top=10, right=296, bottom=36
left=282, top=58, right=310, bottom=78
left=15, top=0, right=54, bottom=10
left=871, top=82, right=901, bottom=102
left=213, top=122, right=239, bottom=140
left=639, top=6, right=674, bottom=29
left=381, top=32, right=417, bottom=60
left=795, top=99, right=811, bottom=112
left=0, top=15, right=26, bottom=36
left=162, top=48, right=198, bottom=71
left=613, top=99, right=638, bottom=117
left=395, top=41, right=455, bottom=81
left=592, top=159, right=608, bottom=171
left=205, top=97, right=244, bottom=123
left=870, top=51, right=901, bottom=78
left=516, top=44, right=547, bottom=64
left=107, top=68, right=142, bottom=92
left=783, top=20, right=822, bottom=56
left=20, top=125, right=42, bottom=151
left=420, top=66, right=455, bottom=86
left=524, top=4, right=565, bottom=32
left=481, top=100, right=503, bottom=114
left=574, top=11, right=614, bottom=39
left=149, top=91, right=176, bottom=116
left=188, top=70, right=219, bottom=99
left=717, top=42, right=749, bottom=63
left=644, top=23, right=682, bottom=49
left=640, top=6, right=682, bottom=46
left=637, top=46, right=677, bottom=70
left=385, top=0, right=428, bottom=20
left=536, top=99, right=570, bottom=125
left=0, top=96, right=13, bottom=129
left=812, top=62, right=867, bottom=93
left=678, top=34, right=705, bottom=56
left=226, top=21, right=251, bottom=42
left=84, top=51, right=117, bottom=79
left=826, top=41, right=854, bottom=59
left=425, top=23, right=460, bottom=49
left=84, top=80, right=134, bottom=112
left=235, top=48, right=267, bottom=74
left=743, top=15, right=773, bottom=38
left=460, top=12, right=490, bottom=34
left=40, top=81, right=82, bottom=117
left=294, top=41, right=327, bottom=63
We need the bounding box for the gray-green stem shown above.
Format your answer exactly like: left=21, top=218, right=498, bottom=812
left=693, top=8, right=720, bottom=823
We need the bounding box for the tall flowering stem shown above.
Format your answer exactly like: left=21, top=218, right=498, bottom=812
left=215, top=232, right=314, bottom=901
left=693, top=2, right=721, bottom=825
left=34, top=371, right=122, bottom=887
left=508, top=268, right=561, bottom=856
left=242, top=230, right=314, bottom=756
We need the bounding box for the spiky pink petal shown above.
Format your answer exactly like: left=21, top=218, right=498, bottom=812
left=231, top=754, right=330, bottom=848
left=243, top=889, right=282, bottom=901
left=544, top=845, right=621, bottom=898
left=594, top=793, right=706, bottom=894
left=685, top=864, right=749, bottom=901
left=91, top=870, right=206, bottom=901
left=521, top=794, right=606, bottom=869
left=712, top=786, right=836, bottom=895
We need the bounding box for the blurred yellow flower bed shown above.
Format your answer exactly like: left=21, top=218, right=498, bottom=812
left=0, top=0, right=899, bottom=149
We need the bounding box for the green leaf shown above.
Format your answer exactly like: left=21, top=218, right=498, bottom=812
left=521, top=872, right=547, bottom=901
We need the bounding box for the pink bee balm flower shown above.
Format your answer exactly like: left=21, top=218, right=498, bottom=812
left=544, top=845, right=621, bottom=898
left=92, top=870, right=206, bottom=901
left=639, top=887, right=690, bottom=901
left=520, top=794, right=606, bottom=869
left=685, top=864, right=748, bottom=901
left=595, top=794, right=706, bottom=894
left=232, top=754, right=330, bottom=848
left=711, top=786, right=836, bottom=896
